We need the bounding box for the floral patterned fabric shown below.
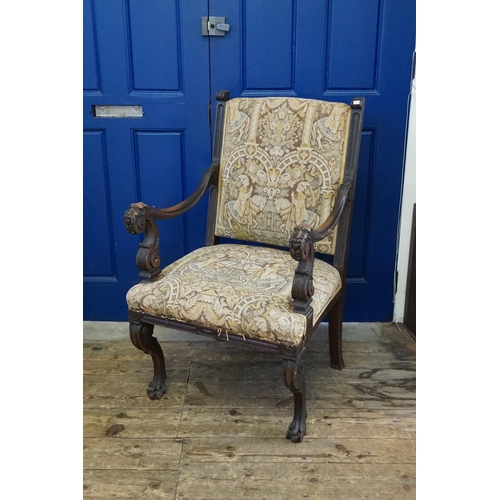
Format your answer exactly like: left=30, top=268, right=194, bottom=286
left=126, top=244, right=341, bottom=347
left=215, top=97, right=351, bottom=255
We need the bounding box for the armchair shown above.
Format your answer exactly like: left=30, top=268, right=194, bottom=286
left=124, top=91, right=364, bottom=442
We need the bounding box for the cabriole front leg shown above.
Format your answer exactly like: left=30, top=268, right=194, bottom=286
left=129, top=319, right=167, bottom=400
left=283, top=356, right=307, bottom=443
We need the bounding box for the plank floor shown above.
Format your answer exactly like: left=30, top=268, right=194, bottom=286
left=83, top=323, right=416, bottom=499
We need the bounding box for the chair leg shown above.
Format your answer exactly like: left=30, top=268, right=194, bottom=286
left=283, top=356, right=306, bottom=443
left=129, top=321, right=167, bottom=400
left=329, top=297, right=345, bottom=370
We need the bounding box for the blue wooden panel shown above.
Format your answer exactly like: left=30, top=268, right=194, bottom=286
left=244, top=0, right=295, bottom=91
left=326, top=0, right=380, bottom=90
left=347, top=130, right=374, bottom=279
left=83, top=130, right=115, bottom=277
left=128, top=0, right=181, bottom=91
left=134, top=131, right=186, bottom=262
left=83, top=0, right=100, bottom=91
left=92, top=0, right=131, bottom=96
left=295, top=0, right=328, bottom=97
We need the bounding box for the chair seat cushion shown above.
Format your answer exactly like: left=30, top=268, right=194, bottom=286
left=126, top=244, right=341, bottom=347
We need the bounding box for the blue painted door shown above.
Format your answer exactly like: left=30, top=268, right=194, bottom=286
left=84, top=0, right=415, bottom=322
left=209, top=0, right=415, bottom=321
left=83, top=0, right=211, bottom=319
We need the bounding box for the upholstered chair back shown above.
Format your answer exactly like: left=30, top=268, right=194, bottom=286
left=214, top=97, right=352, bottom=255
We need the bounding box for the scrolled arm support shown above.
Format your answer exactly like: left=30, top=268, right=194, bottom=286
left=124, top=162, right=219, bottom=280
left=289, top=227, right=315, bottom=311
left=289, top=177, right=353, bottom=312
left=124, top=203, right=162, bottom=280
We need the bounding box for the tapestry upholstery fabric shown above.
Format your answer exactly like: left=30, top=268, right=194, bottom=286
left=126, top=244, right=342, bottom=347
left=215, top=97, right=351, bottom=255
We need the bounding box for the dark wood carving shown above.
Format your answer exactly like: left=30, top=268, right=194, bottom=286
left=333, top=99, right=365, bottom=280
left=124, top=203, right=161, bottom=280
left=122, top=93, right=365, bottom=443
left=206, top=90, right=229, bottom=245
left=289, top=226, right=315, bottom=311
left=283, top=352, right=307, bottom=443
left=289, top=177, right=352, bottom=313
left=289, top=98, right=365, bottom=371
left=123, top=161, right=219, bottom=280
left=129, top=317, right=167, bottom=400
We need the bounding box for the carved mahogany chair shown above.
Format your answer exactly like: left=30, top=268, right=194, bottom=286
left=124, top=91, right=364, bottom=442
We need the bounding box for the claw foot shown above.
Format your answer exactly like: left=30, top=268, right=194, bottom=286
left=130, top=320, right=167, bottom=400
left=147, top=376, right=167, bottom=400
left=286, top=420, right=306, bottom=443
left=283, top=355, right=307, bottom=443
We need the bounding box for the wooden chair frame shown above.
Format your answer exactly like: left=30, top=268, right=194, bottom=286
left=123, top=91, right=365, bottom=442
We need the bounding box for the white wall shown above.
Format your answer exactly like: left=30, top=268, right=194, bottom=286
left=393, top=69, right=416, bottom=323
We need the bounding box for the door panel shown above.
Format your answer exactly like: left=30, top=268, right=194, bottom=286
left=83, top=0, right=211, bottom=320
left=209, top=0, right=415, bottom=320
left=348, top=130, right=375, bottom=279
left=244, top=2, right=295, bottom=91
left=128, top=2, right=182, bottom=91
left=83, top=0, right=100, bottom=91
left=325, top=0, right=380, bottom=90
left=83, top=130, right=114, bottom=278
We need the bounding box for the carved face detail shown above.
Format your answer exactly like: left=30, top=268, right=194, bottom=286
left=124, top=204, right=146, bottom=234
left=289, top=227, right=312, bottom=261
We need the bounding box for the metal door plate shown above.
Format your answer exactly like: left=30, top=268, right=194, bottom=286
left=92, top=105, right=143, bottom=118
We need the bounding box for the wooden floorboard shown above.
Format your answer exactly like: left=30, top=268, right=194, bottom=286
left=83, top=323, right=416, bottom=499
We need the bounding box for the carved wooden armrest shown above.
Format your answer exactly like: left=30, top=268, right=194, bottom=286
left=124, top=161, right=219, bottom=280
left=289, top=176, right=353, bottom=312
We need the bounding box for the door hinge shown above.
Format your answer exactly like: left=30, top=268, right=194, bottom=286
left=208, top=101, right=212, bottom=127
left=202, top=16, right=230, bottom=37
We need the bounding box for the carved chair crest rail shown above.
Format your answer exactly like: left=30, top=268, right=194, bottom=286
left=123, top=90, right=365, bottom=442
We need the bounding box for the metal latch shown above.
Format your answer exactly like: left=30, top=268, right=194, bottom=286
left=202, top=16, right=230, bottom=36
